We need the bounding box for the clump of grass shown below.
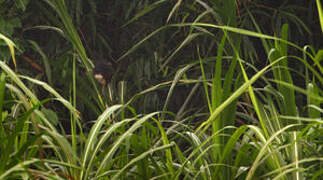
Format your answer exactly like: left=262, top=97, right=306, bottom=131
left=1, top=0, right=322, bottom=179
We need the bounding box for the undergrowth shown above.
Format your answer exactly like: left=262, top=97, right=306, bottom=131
left=0, top=0, right=322, bottom=179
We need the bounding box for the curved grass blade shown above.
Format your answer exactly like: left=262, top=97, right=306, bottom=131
left=161, top=32, right=203, bottom=70
left=316, top=0, right=323, bottom=33
left=80, top=105, right=122, bottom=179
left=28, top=40, right=52, bottom=85
left=195, top=57, right=284, bottom=134
left=152, top=117, right=175, bottom=176
left=163, top=64, right=194, bottom=113
left=0, top=72, right=5, bottom=122
left=19, top=75, right=80, bottom=119
left=118, top=22, right=322, bottom=77
left=82, top=118, right=133, bottom=179
left=0, top=33, right=16, bottom=69
left=174, top=126, right=237, bottom=179
left=96, top=112, right=160, bottom=177
left=269, top=79, right=323, bottom=102
left=246, top=124, right=300, bottom=180
left=123, top=0, right=167, bottom=27
left=0, top=159, right=39, bottom=179
left=42, top=127, right=79, bottom=167
left=0, top=61, right=38, bottom=104
left=111, top=142, right=175, bottom=180
left=167, top=0, right=183, bottom=23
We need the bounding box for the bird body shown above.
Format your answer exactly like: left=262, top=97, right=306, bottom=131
left=93, top=60, right=114, bottom=87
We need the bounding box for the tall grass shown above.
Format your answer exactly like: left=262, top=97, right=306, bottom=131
left=0, top=0, right=322, bottom=179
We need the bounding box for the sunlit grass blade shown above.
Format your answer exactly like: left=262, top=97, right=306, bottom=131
left=262, top=157, right=323, bottom=179
left=0, top=159, right=39, bottom=179
left=195, top=57, right=284, bottom=134
left=269, top=79, right=323, bottom=102
left=80, top=104, right=122, bottom=179
left=96, top=112, right=159, bottom=176
left=0, top=72, right=5, bottom=122
left=166, top=0, right=183, bottom=23
left=44, top=0, right=93, bottom=71
left=44, top=0, right=104, bottom=108
left=184, top=131, right=212, bottom=179
left=42, top=126, right=78, bottom=164
left=0, top=61, right=38, bottom=104
left=198, top=47, right=211, bottom=112
left=82, top=118, right=133, bottom=179
left=246, top=124, right=300, bottom=180
left=313, top=49, right=323, bottom=73
left=19, top=75, right=81, bottom=119
left=307, top=82, right=322, bottom=118
left=162, top=64, right=194, bottom=112
left=235, top=50, right=270, bottom=139
left=316, top=0, right=323, bottom=33
left=174, top=126, right=236, bottom=179
left=152, top=117, right=175, bottom=176
left=0, top=33, right=16, bottom=69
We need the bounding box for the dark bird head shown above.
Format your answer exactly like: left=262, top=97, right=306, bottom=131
left=93, top=60, right=114, bottom=86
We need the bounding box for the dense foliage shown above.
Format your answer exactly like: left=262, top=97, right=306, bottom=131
left=0, top=0, right=322, bottom=179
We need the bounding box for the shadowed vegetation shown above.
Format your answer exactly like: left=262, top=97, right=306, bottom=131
left=0, top=0, right=322, bottom=179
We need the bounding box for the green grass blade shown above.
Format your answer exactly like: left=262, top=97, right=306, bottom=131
left=28, top=40, right=52, bottom=85
left=167, top=0, right=183, bottom=23
left=44, top=0, right=93, bottom=71
left=71, top=53, right=77, bottom=168
left=0, top=61, right=38, bottom=104
left=313, top=49, right=323, bottom=72
left=43, top=127, right=78, bottom=166
left=162, top=64, right=194, bottom=112
left=111, top=142, right=175, bottom=180
left=214, top=126, right=248, bottom=176
left=161, top=32, right=203, bottom=69
left=96, top=112, right=159, bottom=176
left=174, top=126, right=236, bottom=179
left=0, top=72, right=5, bottom=122
left=19, top=75, right=80, bottom=119
left=152, top=117, right=175, bottom=177
left=262, top=157, right=323, bottom=179
left=316, top=0, right=323, bottom=33
left=123, top=0, right=167, bottom=27
left=0, top=33, right=16, bottom=69
left=44, top=0, right=105, bottom=108
left=236, top=53, right=270, bottom=138
left=0, top=159, right=40, bottom=179
left=270, top=79, right=323, bottom=102
left=82, top=118, right=133, bottom=179
left=246, top=124, right=300, bottom=180
left=307, top=82, right=322, bottom=118
left=212, top=32, right=227, bottom=109
left=195, top=57, right=283, bottom=134
left=80, top=105, right=122, bottom=179
left=198, top=47, right=212, bottom=112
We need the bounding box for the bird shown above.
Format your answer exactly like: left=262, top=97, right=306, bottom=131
left=93, top=60, right=114, bottom=89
